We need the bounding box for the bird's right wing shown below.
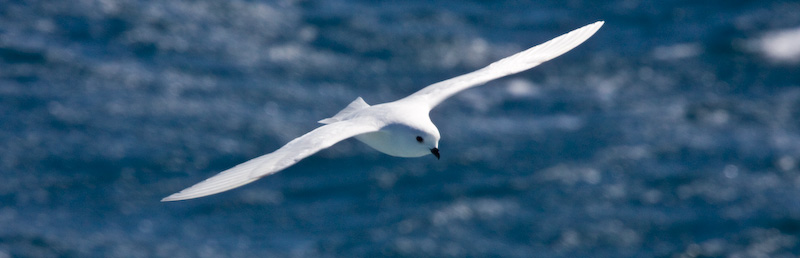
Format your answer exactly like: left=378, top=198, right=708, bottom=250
left=162, top=120, right=380, bottom=202
left=401, top=21, right=603, bottom=109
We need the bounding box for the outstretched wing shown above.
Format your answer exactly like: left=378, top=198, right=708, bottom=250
left=401, top=21, right=603, bottom=108
left=162, top=120, right=380, bottom=202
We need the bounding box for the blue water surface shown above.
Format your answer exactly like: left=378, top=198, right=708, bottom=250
left=2, top=0, right=800, bottom=257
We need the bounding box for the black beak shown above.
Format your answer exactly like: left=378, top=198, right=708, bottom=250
left=431, top=148, right=440, bottom=160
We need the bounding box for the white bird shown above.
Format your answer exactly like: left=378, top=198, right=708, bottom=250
left=162, top=21, right=604, bottom=202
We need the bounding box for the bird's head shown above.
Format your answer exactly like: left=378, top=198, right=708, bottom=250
left=413, top=130, right=440, bottom=159
left=412, top=116, right=441, bottom=159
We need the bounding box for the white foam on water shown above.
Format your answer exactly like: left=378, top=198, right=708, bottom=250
left=754, top=27, right=800, bottom=63
left=652, top=43, right=703, bottom=61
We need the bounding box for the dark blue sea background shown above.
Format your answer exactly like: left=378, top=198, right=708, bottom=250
left=3, top=0, right=800, bottom=257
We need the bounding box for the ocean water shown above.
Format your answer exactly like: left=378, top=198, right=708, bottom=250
left=2, top=0, right=800, bottom=257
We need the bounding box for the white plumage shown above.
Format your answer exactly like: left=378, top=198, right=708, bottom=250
left=162, top=21, right=604, bottom=202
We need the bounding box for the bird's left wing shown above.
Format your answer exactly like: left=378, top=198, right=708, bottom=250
left=401, top=21, right=603, bottom=109
left=162, top=120, right=380, bottom=202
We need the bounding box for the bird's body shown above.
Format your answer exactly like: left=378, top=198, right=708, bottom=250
left=350, top=100, right=440, bottom=158
left=162, top=21, right=604, bottom=202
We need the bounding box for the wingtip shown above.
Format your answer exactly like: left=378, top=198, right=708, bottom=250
left=572, top=21, right=604, bottom=43
left=160, top=190, right=209, bottom=202
left=161, top=191, right=201, bottom=202
left=160, top=194, right=181, bottom=202
left=586, top=21, right=605, bottom=32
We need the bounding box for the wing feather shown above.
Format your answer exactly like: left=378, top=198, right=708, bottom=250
left=161, top=120, right=379, bottom=202
left=402, top=21, right=604, bottom=108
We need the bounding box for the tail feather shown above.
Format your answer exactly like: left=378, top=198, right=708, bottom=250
left=318, top=97, right=369, bottom=124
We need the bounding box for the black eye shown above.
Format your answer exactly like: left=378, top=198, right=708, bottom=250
left=416, top=136, right=424, bottom=143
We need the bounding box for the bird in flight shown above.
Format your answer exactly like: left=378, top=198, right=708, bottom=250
left=162, top=21, right=604, bottom=202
